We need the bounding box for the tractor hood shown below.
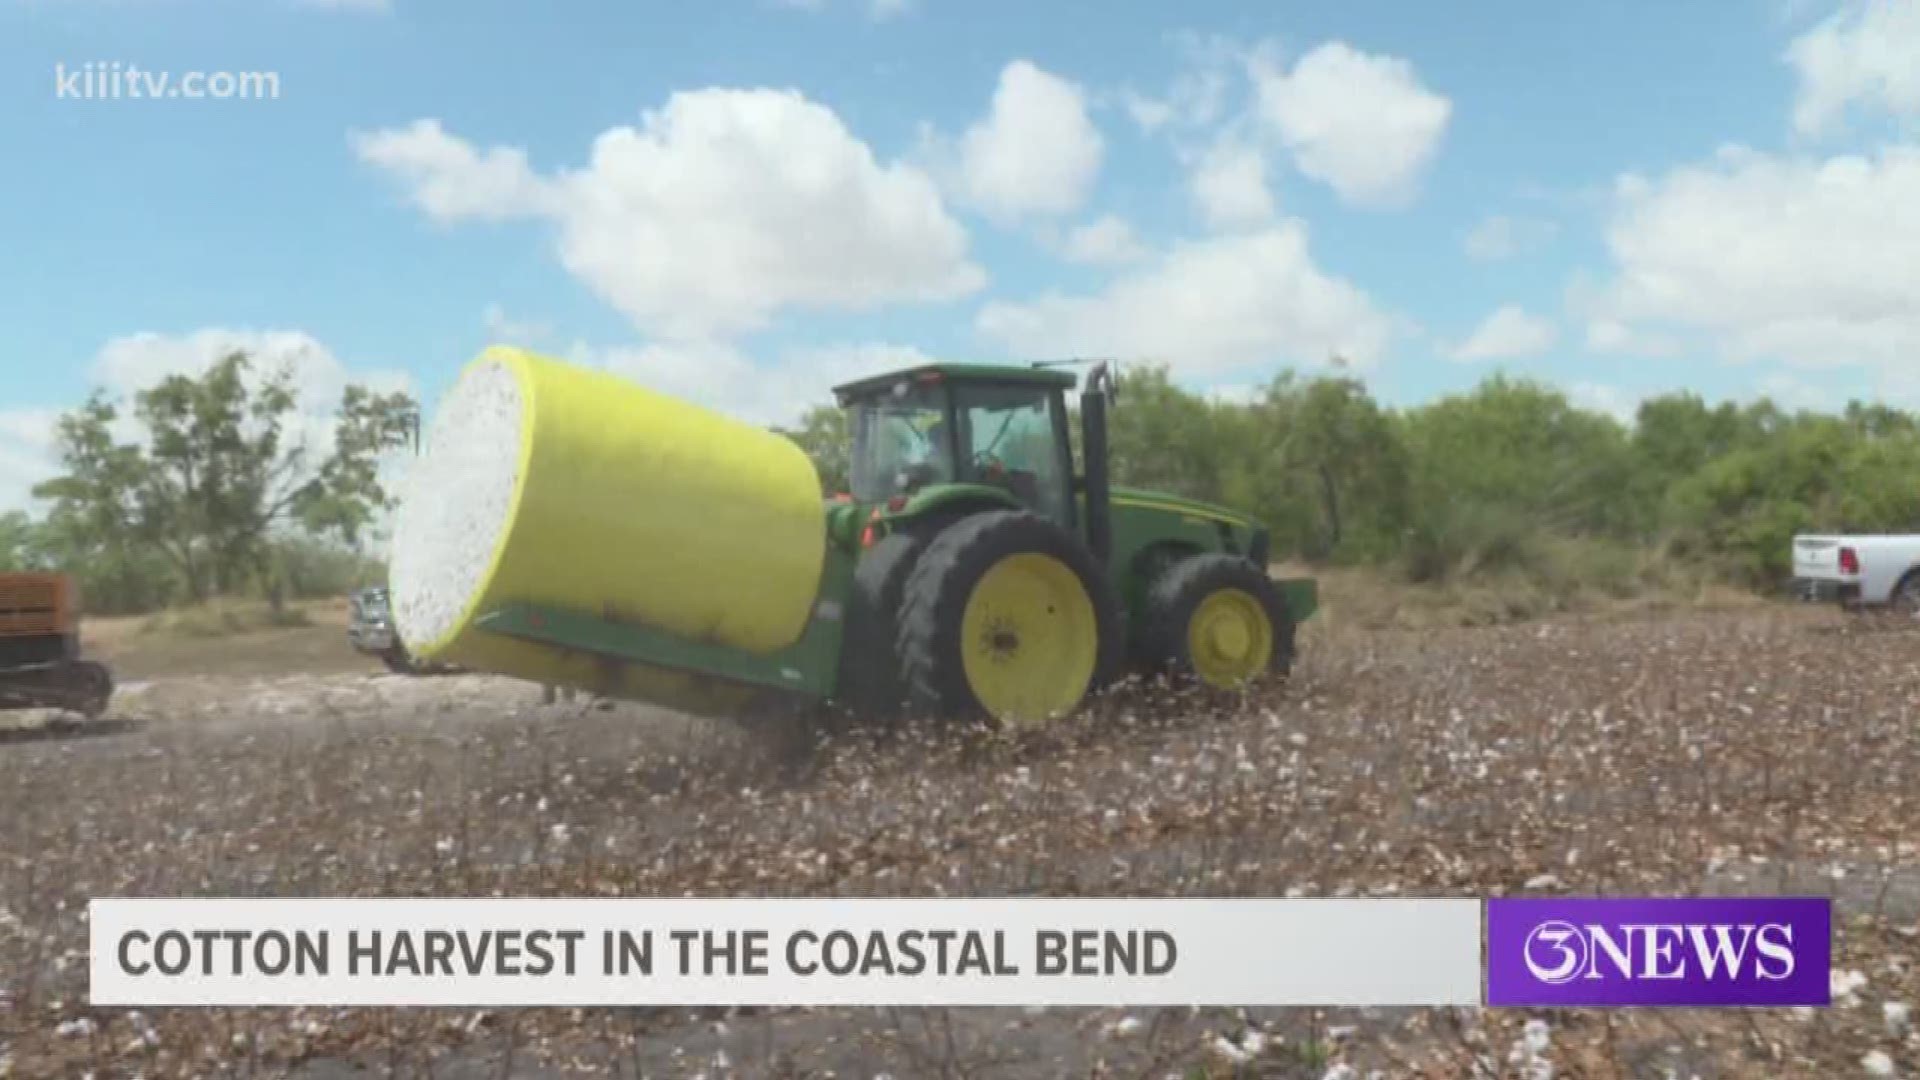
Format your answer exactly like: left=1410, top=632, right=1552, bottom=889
left=1107, top=485, right=1258, bottom=529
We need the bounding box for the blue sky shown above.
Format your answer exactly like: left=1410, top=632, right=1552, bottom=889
left=2, top=0, right=1917, bottom=508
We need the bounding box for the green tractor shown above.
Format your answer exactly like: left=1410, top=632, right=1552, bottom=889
left=475, top=360, right=1314, bottom=726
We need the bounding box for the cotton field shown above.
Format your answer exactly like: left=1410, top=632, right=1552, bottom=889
left=1, top=608, right=1916, bottom=1078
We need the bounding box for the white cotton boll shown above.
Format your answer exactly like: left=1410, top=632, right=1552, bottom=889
left=1862, top=1050, right=1895, bottom=1077
left=1210, top=1035, right=1251, bottom=1064
left=1522, top=1018, right=1552, bottom=1055
left=1885, top=1001, right=1911, bottom=1034
left=390, top=357, right=525, bottom=655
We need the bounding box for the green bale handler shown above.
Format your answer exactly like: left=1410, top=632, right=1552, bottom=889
left=470, top=360, right=1316, bottom=726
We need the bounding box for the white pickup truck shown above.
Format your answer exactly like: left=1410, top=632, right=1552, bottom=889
left=1790, top=534, right=1920, bottom=611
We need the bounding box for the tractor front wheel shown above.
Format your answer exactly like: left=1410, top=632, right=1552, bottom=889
left=895, top=511, right=1119, bottom=726
left=1142, top=553, right=1294, bottom=690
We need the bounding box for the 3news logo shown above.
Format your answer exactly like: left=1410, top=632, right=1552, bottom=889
left=1486, top=897, right=1832, bottom=1006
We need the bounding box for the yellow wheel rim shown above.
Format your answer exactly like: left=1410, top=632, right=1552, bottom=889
left=1186, top=588, right=1274, bottom=688
left=959, top=552, right=1097, bottom=723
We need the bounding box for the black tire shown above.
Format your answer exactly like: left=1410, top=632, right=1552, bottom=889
left=73, top=661, right=113, bottom=720
left=895, top=510, right=1120, bottom=724
left=381, top=650, right=417, bottom=675
left=1893, top=571, right=1920, bottom=617
left=835, top=530, right=929, bottom=717
left=1125, top=544, right=1198, bottom=664
left=1141, top=553, right=1295, bottom=688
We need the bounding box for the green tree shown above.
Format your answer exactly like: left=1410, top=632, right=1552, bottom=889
left=1398, top=377, right=1635, bottom=580
left=34, top=352, right=417, bottom=603
left=775, top=404, right=851, bottom=494
left=1104, top=365, right=1230, bottom=502
left=1222, top=371, right=1412, bottom=562
left=0, top=510, right=42, bottom=571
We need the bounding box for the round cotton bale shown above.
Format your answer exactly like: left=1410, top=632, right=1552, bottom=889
left=388, top=347, right=826, bottom=708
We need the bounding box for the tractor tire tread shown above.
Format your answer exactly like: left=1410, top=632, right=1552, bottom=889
left=1141, top=552, right=1296, bottom=686
left=838, top=530, right=929, bottom=716
left=894, top=510, right=1120, bottom=722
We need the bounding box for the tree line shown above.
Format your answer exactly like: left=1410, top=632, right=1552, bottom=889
left=778, top=364, right=1920, bottom=592
left=6, top=352, right=1913, bottom=616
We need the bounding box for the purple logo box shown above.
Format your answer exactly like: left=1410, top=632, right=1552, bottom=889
left=1486, top=897, right=1831, bottom=1006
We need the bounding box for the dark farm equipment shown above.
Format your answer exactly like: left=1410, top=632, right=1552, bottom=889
left=0, top=572, right=113, bottom=719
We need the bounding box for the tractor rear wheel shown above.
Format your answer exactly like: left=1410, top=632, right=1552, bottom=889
left=895, top=511, right=1119, bottom=725
left=836, top=530, right=928, bottom=717
left=1142, top=553, right=1294, bottom=690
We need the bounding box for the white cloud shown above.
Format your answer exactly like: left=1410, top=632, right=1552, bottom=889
left=0, top=410, right=59, bottom=452
left=1121, top=92, right=1177, bottom=134
left=941, top=60, right=1104, bottom=221
left=1463, top=214, right=1559, bottom=261
left=1759, top=372, right=1842, bottom=411
left=357, top=90, right=985, bottom=341
left=352, top=120, right=549, bottom=222
left=482, top=303, right=551, bottom=347
left=976, top=222, right=1395, bottom=373
left=1567, top=381, right=1643, bottom=423
left=0, top=410, right=60, bottom=513
left=1591, top=144, right=1920, bottom=372
left=1059, top=215, right=1148, bottom=266
left=1787, top=0, right=1920, bottom=136
left=1251, top=41, right=1452, bottom=209
left=1451, top=305, right=1558, bottom=361
left=585, top=340, right=932, bottom=426
left=1190, top=138, right=1275, bottom=230
left=94, top=328, right=411, bottom=406
left=1584, top=318, right=1683, bottom=358
left=1120, top=33, right=1239, bottom=134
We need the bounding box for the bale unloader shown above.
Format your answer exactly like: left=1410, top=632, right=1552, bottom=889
left=388, top=347, right=1316, bottom=728
left=0, top=571, right=114, bottom=720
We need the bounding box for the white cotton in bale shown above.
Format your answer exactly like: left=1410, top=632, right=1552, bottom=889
left=389, top=357, right=524, bottom=654
left=386, top=346, right=828, bottom=714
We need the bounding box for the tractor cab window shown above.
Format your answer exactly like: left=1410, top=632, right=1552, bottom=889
left=954, top=383, right=1072, bottom=524
left=846, top=379, right=953, bottom=501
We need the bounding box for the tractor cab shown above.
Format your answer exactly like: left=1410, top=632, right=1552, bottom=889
left=836, top=365, right=1081, bottom=528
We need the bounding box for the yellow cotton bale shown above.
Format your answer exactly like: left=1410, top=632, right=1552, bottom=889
left=388, top=347, right=826, bottom=711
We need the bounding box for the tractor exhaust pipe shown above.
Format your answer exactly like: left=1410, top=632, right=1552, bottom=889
left=1081, top=362, right=1114, bottom=564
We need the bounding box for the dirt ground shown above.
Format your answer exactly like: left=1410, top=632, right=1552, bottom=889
left=1, top=604, right=1917, bottom=1078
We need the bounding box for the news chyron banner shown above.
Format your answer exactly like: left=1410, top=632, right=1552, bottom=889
left=92, top=899, right=1481, bottom=1007
left=88, top=896, right=1835, bottom=1008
